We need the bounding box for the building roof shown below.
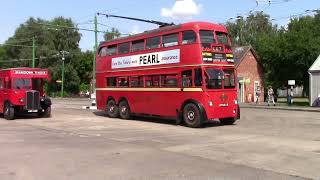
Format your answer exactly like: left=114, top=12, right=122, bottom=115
left=232, top=45, right=263, bottom=69
left=309, top=55, right=320, bottom=72
left=233, top=46, right=251, bottom=67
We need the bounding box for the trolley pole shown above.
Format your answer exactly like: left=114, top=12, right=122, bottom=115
left=32, top=37, right=35, bottom=68
left=92, top=15, right=98, bottom=94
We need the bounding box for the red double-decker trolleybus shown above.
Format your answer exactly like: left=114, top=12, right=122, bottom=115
left=96, top=22, right=240, bottom=127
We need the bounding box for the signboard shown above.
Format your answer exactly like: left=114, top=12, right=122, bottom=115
left=14, top=70, right=47, bottom=75
left=112, top=49, right=180, bottom=69
left=288, top=80, right=295, bottom=86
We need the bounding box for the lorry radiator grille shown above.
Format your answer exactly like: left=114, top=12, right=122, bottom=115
left=26, top=91, right=40, bottom=110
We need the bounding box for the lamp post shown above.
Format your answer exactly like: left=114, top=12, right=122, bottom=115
left=59, top=51, right=69, bottom=98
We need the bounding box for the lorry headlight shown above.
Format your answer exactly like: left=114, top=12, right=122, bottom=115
left=234, top=99, right=238, bottom=105
left=208, top=100, right=213, bottom=107
left=19, top=98, right=24, bottom=103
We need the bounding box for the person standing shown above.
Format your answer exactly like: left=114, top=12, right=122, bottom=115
left=255, top=86, right=261, bottom=104
left=267, top=86, right=275, bottom=106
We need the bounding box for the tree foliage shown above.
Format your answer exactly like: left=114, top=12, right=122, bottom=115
left=103, top=27, right=121, bottom=41
left=226, top=11, right=320, bottom=96
left=2, top=17, right=93, bottom=96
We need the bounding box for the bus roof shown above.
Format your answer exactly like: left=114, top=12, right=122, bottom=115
left=0, top=67, right=50, bottom=79
left=100, top=21, right=228, bottom=46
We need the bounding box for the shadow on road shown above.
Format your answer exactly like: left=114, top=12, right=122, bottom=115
left=93, top=111, right=222, bottom=128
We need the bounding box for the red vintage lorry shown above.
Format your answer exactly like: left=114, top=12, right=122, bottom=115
left=0, top=68, right=52, bottom=120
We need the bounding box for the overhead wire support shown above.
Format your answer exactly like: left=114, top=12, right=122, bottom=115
left=0, top=43, right=35, bottom=48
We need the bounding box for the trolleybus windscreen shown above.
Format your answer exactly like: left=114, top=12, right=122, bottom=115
left=13, top=78, right=31, bottom=90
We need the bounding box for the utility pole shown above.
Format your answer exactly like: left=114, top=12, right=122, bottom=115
left=32, top=37, right=35, bottom=68
left=60, top=50, right=69, bottom=98
left=92, top=15, right=98, bottom=94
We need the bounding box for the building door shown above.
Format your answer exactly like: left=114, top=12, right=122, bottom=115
left=237, top=77, right=245, bottom=103
left=254, top=81, right=260, bottom=102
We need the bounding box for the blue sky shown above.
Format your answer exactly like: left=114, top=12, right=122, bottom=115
left=0, top=0, right=319, bottom=51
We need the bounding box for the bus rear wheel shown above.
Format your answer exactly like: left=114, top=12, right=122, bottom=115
left=4, top=102, right=14, bottom=120
left=183, top=103, right=202, bottom=128
left=119, top=101, right=131, bottom=119
left=106, top=100, right=119, bottom=118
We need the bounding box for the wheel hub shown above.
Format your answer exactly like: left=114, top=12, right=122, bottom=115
left=121, top=107, right=126, bottom=113
left=187, top=111, right=195, bottom=121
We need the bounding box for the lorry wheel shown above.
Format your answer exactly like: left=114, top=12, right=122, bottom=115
left=106, top=100, right=119, bottom=118
left=183, top=103, right=202, bottom=128
left=119, top=101, right=131, bottom=119
left=220, top=118, right=236, bottom=125
left=39, top=106, right=51, bottom=118
left=4, top=102, right=14, bottom=120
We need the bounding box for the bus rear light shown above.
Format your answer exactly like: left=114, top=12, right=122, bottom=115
left=208, top=100, right=213, bottom=107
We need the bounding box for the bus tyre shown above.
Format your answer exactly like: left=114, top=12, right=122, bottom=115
left=4, top=102, right=14, bottom=120
left=183, top=103, right=202, bottom=128
left=39, top=106, right=51, bottom=118
left=119, top=101, right=131, bottom=119
left=107, top=100, right=119, bottom=118
left=220, top=118, right=236, bottom=125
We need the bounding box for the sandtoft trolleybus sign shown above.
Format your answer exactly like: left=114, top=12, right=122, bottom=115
left=111, top=49, right=180, bottom=69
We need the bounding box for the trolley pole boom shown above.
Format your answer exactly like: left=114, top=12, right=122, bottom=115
left=97, top=13, right=174, bottom=27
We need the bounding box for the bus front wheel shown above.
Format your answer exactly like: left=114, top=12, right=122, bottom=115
left=4, top=102, right=14, bottom=120
left=119, top=101, right=131, bottom=119
left=107, top=100, right=119, bottom=118
left=183, top=103, right=202, bottom=128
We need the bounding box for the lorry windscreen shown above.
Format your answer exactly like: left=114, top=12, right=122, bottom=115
left=13, top=78, right=31, bottom=90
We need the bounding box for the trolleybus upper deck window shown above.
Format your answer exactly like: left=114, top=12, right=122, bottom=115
left=200, top=30, right=215, bottom=48
left=146, top=36, right=161, bottom=49
left=163, top=33, right=179, bottom=47
left=182, top=30, right=197, bottom=45
left=216, top=32, right=230, bottom=46
left=119, top=42, right=130, bottom=54
left=132, top=40, right=145, bottom=52
left=107, top=45, right=117, bottom=55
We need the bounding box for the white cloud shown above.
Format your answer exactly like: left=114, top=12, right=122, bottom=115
left=161, top=0, right=202, bottom=19
left=131, top=25, right=142, bottom=35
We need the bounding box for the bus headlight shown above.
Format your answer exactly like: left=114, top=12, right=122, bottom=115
left=208, top=100, right=213, bottom=107
left=234, top=99, right=238, bottom=105
left=19, top=98, right=24, bottom=103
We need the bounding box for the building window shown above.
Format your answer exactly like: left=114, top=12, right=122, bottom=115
left=107, top=45, right=117, bottom=55
left=107, top=77, right=117, bottom=87
left=161, top=74, right=178, bottom=87
left=182, top=30, right=197, bottom=44
left=146, top=36, right=161, bottom=49
left=163, top=33, right=179, bottom=47
left=181, top=70, right=192, bottom=87
left=131, top=40, right=144, bottom=52
left=118, top=42, right=130, bottom=54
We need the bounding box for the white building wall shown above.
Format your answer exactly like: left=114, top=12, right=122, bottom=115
left=310, top=72, right=320, bottom=106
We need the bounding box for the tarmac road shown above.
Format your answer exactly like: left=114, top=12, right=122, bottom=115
left=0, top=98, right=319, bottom=180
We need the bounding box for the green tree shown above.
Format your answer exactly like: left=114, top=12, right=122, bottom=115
left=3, top=17, right=83, bottom=96
left=103, top=27, right=121, bottom=41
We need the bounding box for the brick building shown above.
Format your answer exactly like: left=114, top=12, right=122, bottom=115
left=233, top=46, right=264, bottom=103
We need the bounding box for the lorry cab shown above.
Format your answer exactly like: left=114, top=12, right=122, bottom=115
left=0, top=68, right=52, bottom=120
